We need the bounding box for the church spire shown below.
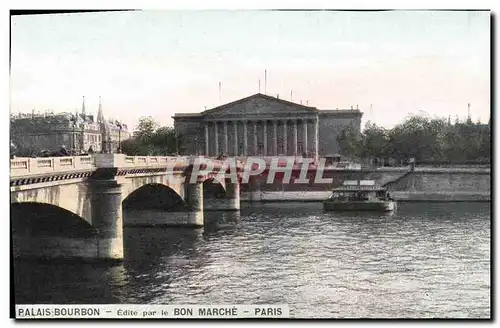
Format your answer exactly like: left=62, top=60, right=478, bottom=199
left=97, top=96, right=104, bottom=123
left=97, top=96, right=111, bottom=153
left=81, top=96, right=86, bottom=116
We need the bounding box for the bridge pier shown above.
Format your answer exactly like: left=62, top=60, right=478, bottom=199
left=203, top=180, right=241, bottom=211
left=223, top=181, right=241, bottom=211
left=186, top=182, right=204, bottom=227
left=91, top=179, right=124, bottom=261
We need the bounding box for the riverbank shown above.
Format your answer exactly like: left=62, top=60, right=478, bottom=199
left=240, top=191, right=490, bottom=202
left=240, top=166, right=491, bottom=202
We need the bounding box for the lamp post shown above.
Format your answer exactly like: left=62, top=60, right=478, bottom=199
left=107, top=136, right=112, bottom=154
left=116, top=122, right=122, bottom=153
left=80, top=123, right=85, bottom=154
left=70, top=115, right=77, bottom=154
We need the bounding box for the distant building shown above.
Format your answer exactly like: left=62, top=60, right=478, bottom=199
left=10, top=97, right=130, bottom=155
left=173, top=93, right=362, bottom=157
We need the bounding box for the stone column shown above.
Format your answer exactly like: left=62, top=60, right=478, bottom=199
left=314, top=116, right=319, bottom=160
left=91, top=179, right=124, bottom=261
left=233, top=120, right=238, bottom=156
left=214, top=122, right=219, bottom=156
left=253, top=121, right=258, bottom=155
left=243, top=121, right=248, bottom=155
left=273, top=120, right=278, bottom=156
left=283, top=120, right=288, bottom=155
left=293, top=119, right=298, bottom=156
left=223, top=121, right=228, bottom=155
left=204, top=123, right=209, bottom=156
left=186, top=182, right=204, bottom=226
left=303, top=119, right=308, bottom=157
left=263, top=121, right=268, bottom=156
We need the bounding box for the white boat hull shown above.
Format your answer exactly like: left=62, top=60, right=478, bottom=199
left=323, top=200, right=397, bottom=212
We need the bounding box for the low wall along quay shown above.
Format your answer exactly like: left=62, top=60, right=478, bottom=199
left=240, top=166, right=490, bottom=202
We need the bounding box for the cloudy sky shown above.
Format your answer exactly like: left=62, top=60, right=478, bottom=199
left=10, top=10, right=490, bottom=129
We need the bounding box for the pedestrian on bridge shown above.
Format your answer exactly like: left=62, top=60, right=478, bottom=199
left=56, top=145, right=69, bottom=157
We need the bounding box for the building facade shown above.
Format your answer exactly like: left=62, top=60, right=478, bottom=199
left=173, top=93, right=362, bottom=157
left=10, top=97, right=130, bottom=156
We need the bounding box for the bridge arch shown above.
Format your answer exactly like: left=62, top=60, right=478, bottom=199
left=11, top=202, right=97, bottom=238
left=11, top=183, right=93, bottom=225
left=11, top=202, right=100, bottom=260
left=123, top=183, right=187, bottom=211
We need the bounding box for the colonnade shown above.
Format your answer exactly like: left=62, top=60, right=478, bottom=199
left=203, top=117, right=319, bottom=158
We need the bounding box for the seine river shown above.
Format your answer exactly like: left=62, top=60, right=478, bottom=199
left=14, top=202, right=490, bottom=318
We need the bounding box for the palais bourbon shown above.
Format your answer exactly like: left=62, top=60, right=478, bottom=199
left=173, top=93, right=362, bottom=157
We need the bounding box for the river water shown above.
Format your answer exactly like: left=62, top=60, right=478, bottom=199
left=13, top=202, right=490, bottom=318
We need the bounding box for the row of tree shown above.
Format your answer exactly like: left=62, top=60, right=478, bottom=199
left=337, top=115, right=491, bottom=164
left=120, top=117, right=181, bottom=156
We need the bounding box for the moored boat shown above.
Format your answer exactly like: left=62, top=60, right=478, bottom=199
left=323, top=180, right=397, bottom=212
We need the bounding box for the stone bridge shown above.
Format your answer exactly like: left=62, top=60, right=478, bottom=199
left=10, top=154, right=244, bottom=261
left=10, top=155, right=490, bottom=261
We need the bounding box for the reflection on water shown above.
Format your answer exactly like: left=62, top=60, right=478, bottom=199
left=13, top=202, right=490, bottom=318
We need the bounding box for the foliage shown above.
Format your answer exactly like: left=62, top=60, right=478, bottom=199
left=336, top=124, right=362, bottom=159
left=150, top=126, right=178, bottom=154
left=361, top=121, right=389, bottom=159
left=135, top=116, right=160, bottom=144
left=120, top=117, right=181, bottom=156
left=337, top=115, right=490, bottom=164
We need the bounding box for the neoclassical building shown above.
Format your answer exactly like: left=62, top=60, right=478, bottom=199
left=173, top=93, right=362, bottom=157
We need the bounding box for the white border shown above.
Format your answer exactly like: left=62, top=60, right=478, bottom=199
left=2, top=1, right=497, bottom=327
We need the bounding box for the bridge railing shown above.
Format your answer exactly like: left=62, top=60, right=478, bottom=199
left=93, top=154, right=193, bottom=169
left=10, top=156, right=95, bottom=178
left=10, top=154, right=250, bottom=179
left=414, top=166, right=491, bottom=173
left=121, top=155, right=191, bottom=167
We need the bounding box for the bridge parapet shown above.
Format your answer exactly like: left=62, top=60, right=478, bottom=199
left=94, top=154, right=191, bottom=169
left=414, top=166, right=490, bottom=174
left=10, top=156, right=95, bottom=178
left=10, top=154, right=245, bottom=180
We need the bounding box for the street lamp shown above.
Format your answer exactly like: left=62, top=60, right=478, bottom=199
left=107, top=136, right=112, bottom=154
left=80, top=123, right=85, bottom=154
left=116, top=121, right=122, bottom=153
left=70, top=115, right=77, bottom=154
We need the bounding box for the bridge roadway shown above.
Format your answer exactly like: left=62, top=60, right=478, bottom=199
left=10, top=154, right=245, bottom=261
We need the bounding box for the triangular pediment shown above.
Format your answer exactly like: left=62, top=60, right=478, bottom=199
left=202, top=93, right=317, bottom=117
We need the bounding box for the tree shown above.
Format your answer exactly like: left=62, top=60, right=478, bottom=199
left=120, top=117, right=184, bottom=156
left=337, top=124, right=362, bottom=159
left=150, top=126, right=180, bottom=155
left=453, top=120, right=485, bottom=161
left=442, top=123, right=465, bottom=162
left=385, top=115, right=447, bottom=162
left=120, top=138, right=142, bottom=155
left=135, top=116, right=159, bottom=144
left=480, top=124, right=491, bottom=160
left=361, top=121, right=389, bottom=159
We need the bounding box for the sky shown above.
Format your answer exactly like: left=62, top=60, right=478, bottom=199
left=10, top=10, right=490, bottom=130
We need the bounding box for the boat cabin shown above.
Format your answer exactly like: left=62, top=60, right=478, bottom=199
left=328, top=180, right=393, bottom=201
